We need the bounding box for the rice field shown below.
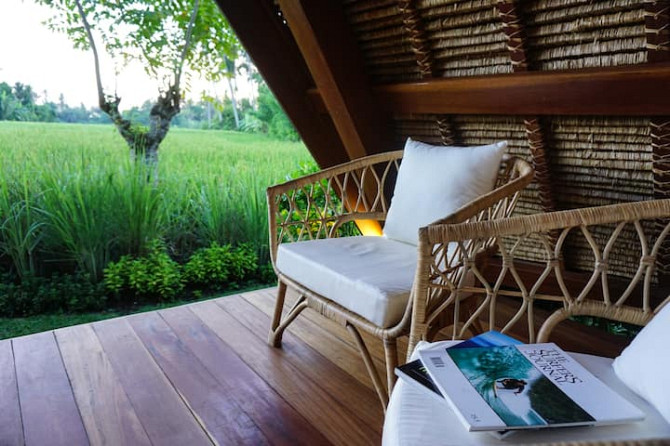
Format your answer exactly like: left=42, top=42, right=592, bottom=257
left=0, top=121, right=313, bottom=280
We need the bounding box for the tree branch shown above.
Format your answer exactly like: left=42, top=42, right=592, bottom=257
left=175, top=0, right=201, bottom=91
left=145, top=0, right=202, bottom=152
left=73, top=0, right=106, bottom=109
left=74, top=0, right=135, bottom=149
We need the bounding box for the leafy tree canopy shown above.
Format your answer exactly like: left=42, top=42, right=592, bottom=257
left=35, top=0, right=242, bottom=164
left=37, top=0, right=239, bottom=86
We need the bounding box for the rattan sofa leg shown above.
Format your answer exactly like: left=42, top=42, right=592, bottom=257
left=383, top=338, right=398, bottom=395
left=268, top=282, right=308, bottom=347
left=346, top=323, right=389, bottom=410
left=268, top=280, right=288, bottom=346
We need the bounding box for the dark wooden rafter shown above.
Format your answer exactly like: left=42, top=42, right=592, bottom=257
left=644, top=0, right=670, bottom=275
left=495, top=0, right=557, bottom=215
left=214, top=0, right=349, bottom=168
left=277, top=0, right=393, bottom=160
left=327, top=62, right=670, bottom=116
left=398, top=0, right=456, bottom=145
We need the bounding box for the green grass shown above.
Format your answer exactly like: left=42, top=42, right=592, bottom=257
left=0, top=121, right=312, bottom=272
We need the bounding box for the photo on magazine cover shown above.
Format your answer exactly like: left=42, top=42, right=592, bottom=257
left=447, top=346, right=595, bottom=428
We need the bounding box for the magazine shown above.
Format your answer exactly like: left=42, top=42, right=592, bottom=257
left=418, top=342, right=645, bottom=432
left=395, top=331, right=522, bottom=399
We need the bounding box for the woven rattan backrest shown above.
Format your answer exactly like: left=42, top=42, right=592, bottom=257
left=267, top=152, right=531, bottom=260
left=412, top=199, right=670, bottom=348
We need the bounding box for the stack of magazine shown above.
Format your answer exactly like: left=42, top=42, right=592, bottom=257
left=396, top=331, right=644, bottom=437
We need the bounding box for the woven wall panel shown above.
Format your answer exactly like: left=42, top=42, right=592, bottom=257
left=344, top=0, right=423, bottom=83
left=548, top=116, right=654, bottom=276
left=548, top=116, right=653, bottom=207
left=419, top=1, right=513, bottom=77
left=523, top=0, right=647, bottom=70
left=339, top=0, right=664, bottom=277
left=344, top=0, right=512, bottom=80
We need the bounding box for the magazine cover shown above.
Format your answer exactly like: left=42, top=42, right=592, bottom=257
left=395, top=331, right=522, bottom=398
left=418, top=342, right=645, bottom=432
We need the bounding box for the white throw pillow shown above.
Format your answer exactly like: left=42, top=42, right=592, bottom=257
left=613, top=303, right=670, bottom=424
left=383, top=138, right=507, bottom=245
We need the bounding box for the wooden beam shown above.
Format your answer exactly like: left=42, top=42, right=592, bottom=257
left=307, top=63, right=670, bottom=116
left=213, top=0, right=349, bottom=168
left=495, top=0, right=557, bottom=215
left=644, top=0, right=670, bottom=276
left=278, top=0, right=393, bottom=159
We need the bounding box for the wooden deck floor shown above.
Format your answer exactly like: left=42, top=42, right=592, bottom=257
left=0, top=288, right=388, bottom=446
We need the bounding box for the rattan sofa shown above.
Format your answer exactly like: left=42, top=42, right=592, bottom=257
left=389, top=198, right=670, bottom=445
left=267, top=148, right=533, bottom=407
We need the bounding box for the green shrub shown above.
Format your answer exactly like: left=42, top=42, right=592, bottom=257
left=257, top=262, right=277, bottom=285
left=0, top=273, right=106, bottom=317
left=183, top=242, right=257, bottom=290
left=104, top=241, right=183, bottom=302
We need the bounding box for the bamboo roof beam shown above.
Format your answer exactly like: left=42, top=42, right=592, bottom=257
left=277, top=0, right=393, bottom=160
left=214, top=0, right=349, bottom=168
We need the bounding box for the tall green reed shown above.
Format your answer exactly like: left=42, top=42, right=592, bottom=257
left=0, top=173, right=44, bottom=278
left=111, top=163, right=166, bottom=258
left=41, top=169, right=116, bottom=281
left=0, top=122, right=312, bottom=280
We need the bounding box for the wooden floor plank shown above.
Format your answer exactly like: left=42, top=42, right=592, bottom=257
left=0, top=340, right=23, bottom=446
left=242, top=288, right=384, bottom=389
left=92, top=318, right=212, bottom=446
left=13, top=332, right=89, bottom=446
left=216, top=295, right=384, bottom=430
left=191, top=299, right=382, bottom=446
left=127, top=311, right=271, bottom=446
left=55, top=324, right=151, bottom=446
left=217, top=294, right=384, bottom=429
left=159, top=306, right=330, bottom=446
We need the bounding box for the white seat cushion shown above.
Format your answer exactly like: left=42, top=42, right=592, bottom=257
left=276, top=236, right=417, bottom=328
left=383, top=341, right=670, bottom=445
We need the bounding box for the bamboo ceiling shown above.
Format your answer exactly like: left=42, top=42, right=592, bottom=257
left=217, top=0, right=670, bottom=279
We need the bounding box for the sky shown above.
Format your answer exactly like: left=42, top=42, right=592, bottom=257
left=0, top=0, right=252, bottom=110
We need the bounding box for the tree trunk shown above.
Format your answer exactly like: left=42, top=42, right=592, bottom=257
left=227, top=76, right=240, bottom=129
left=73, top=0, right=201, bottom=178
